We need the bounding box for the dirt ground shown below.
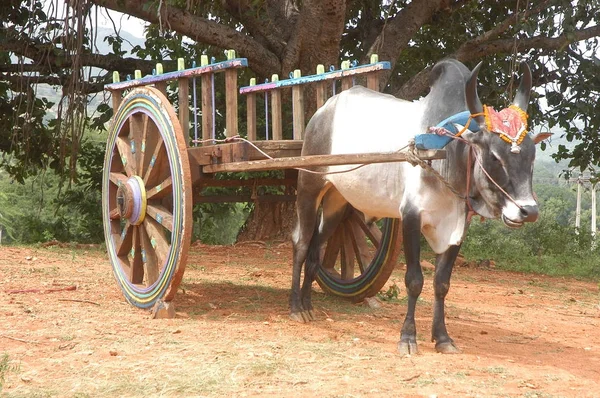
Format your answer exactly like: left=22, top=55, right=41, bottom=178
left=1, top=243, right=599, bottom=397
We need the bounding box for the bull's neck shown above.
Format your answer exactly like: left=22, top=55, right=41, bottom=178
left=434, top=139, right=474, bottom=201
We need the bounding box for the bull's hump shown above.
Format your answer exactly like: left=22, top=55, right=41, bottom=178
left=329, top=87, right=424, bottom=154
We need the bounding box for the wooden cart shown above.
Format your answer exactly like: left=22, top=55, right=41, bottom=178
left=102, top=51, right=445, bottom=312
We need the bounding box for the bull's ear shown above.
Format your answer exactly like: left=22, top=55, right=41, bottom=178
left=532, top=132, right=552, bottom=145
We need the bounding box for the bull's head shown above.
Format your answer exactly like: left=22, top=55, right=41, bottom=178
left=461, top=62, right=551, bottom=228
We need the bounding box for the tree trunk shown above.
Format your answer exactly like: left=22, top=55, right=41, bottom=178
left=236, top=201, right=296, bottom=242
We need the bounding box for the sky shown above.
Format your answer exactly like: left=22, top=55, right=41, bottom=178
left=93, top=4, right=146, bottom=38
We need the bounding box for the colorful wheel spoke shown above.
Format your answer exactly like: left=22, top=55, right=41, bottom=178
left=109, top=208, right=120, bottom=220
left=129, top=226, right=145, bottom=284
left=129, top=114, right=146, bottom=175
left=146, top=204, right=174, bottom=233
left=140, top=226, right=160, bottom=287
left=142, top=217, right=171, bottom=270
left=340, top=227, right=355, bottom=280
left=109, top=172, right=128, bottom=186
left=146, top=176, right=172, bottom=200
left=322, top=225, right=342, bottom=271
left=143, top=137, right=165, bottom=186
left=116, top=222, right=133, bottom=257
left=350, top=210, right=381, bottom=249
left=346, top=220, right=366, bottom=274
left=116, top=136, right=136, bottom=177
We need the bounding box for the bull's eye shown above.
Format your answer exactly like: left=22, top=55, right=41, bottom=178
left=491, top=153, right=499, bottom=162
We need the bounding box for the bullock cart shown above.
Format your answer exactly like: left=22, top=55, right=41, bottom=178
left=102, top=51, right=446, bottom=311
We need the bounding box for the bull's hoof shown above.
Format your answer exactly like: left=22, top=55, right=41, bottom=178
left=397, top=339, right=419, bottom=356
left=290, top=312, right=307, bottom=323
left=290, top=310, right=315, bottom=323
left=435, top=340, right=460, bottom=354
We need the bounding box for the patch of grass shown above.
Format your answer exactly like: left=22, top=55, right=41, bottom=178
left=484, top=366, right=507, bottom=374
left=0, top=353, right=20, bottom=392
left=377, top=284, right=402, bottom=302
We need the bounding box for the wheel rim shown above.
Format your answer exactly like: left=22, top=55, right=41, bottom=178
left=316, top=208, right=400, bottom=300
left=102, top=87, right=192, bottom=308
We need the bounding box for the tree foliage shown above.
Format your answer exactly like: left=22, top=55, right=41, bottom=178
left=1, top=0, right=599, bottom=181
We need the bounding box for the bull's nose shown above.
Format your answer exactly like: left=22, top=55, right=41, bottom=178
left=519, top=205, right=539, bottom=222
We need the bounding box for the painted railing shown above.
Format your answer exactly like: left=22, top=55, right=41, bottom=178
left=106, top=51, right=391, bottom=146
left=239, top=55, right=390, bottom=141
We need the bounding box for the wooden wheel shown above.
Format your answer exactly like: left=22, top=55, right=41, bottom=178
left=315, top=208, right=401, bottom=302
left=102, top=87, right=192, bottom=309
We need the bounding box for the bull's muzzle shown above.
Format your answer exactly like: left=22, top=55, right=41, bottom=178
left=519, top=205, right=539, bottom=223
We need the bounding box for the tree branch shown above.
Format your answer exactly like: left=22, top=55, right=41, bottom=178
left=394, top=22, right=600, bottom=100
left=1, top=73, right=105, bottom=94
left=89, top=0, right=281, bottom=77
left=366, top=0, right=449, bottom=90
left=222, top=0, right=294, bottom=57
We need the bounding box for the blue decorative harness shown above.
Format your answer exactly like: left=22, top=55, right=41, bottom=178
left=414, top=111, right=481, bottom=150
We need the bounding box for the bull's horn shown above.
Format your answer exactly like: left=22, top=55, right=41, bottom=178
left=512, top=62, right=532, bottom=111
left=466, top=62, right=485, bottom=125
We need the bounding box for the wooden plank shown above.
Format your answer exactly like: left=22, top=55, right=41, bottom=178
left=178, top=60, right=190, bottom=141
left=315, top=64, right=327, bottom=109
left=315, top=82, right=327, bottom=109
left=201, top=61, right=214, bottom=144
left=187, top=140, right=304, bottom=167
left=367, top=54, right=380, bottom=91
left=225, top=69, right=238, bottom=137
left=270, top=74, right=282, bottom=140
left=179, top=79, right=190, bottom=138
left=111, top=91, right=123, bottom=115
left=341, top=60, right=352, bottom=92
left=291, top=70, right=305, bottom=140
left=202, top=149, right=446, bottom=173
left=247, top=78, right=257, bottom=141
left=106, top=58, right=248, bottom=91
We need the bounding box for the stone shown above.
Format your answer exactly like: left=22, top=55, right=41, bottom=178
left=151, top=299, right=176, bottom=319
left=363, top=296, right=382, bottom=309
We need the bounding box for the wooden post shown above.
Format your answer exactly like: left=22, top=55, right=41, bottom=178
left=271, top=74, right=283, bottom=140
left=315, top=64, right=327, bottom=109
left=367, top=54, right=380, bottom=91
left=155, top=63, right=167, bottom=95
left=225, top=49, right=238, bottom=138
left=246, top=78, right=257, bottom=141
left=177, top=58, right=190, bottom=140
left=111, top=72, right=123, bottom=111
left=292, top=69, right=305, bottom=140
left=200, top=55, right=214, bottom=145
left=576, top=177, right=582, bottom=233
left=341, top=60, right=352, bottom=91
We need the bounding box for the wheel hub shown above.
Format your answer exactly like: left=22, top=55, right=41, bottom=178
left=116, top=176, right=147, bottom=225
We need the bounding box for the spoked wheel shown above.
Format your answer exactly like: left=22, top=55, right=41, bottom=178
left=315, top=208, right=402, bottom=302
left=102, top=87, right=192, bottom=309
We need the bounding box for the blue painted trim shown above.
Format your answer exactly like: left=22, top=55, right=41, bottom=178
left=106, top=58, right=248, bottom=91
left=414, top=111, right=481, bottom=150
left=240, top=62, right=391, bottom=94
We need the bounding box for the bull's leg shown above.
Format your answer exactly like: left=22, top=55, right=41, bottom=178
left=432, top=244, right=461, bottom=353
left=398, top=211, right=423, bottom=356
left=290, top=178, right=327, bottom=323
left=299, top=190, right=348, bottom=319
